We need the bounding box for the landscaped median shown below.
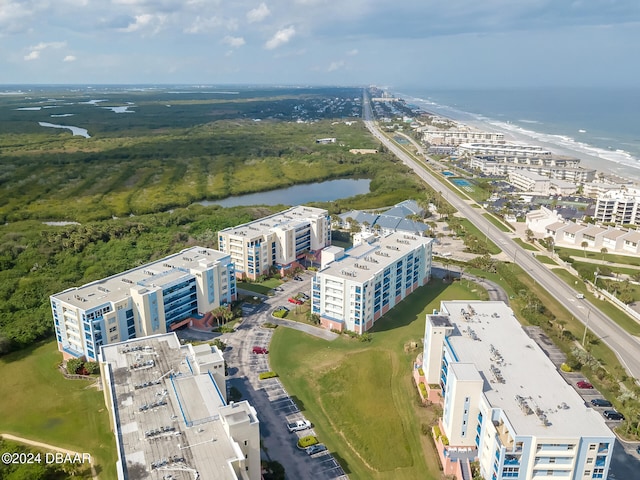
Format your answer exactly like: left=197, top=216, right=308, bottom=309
left=296, top=435, right=318, bottom=449
left=258, top=371, right=279, bottom=380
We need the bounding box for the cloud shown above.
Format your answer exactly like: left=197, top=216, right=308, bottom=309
left=223, top=35, right=245, bottom=48
left=346, top=48, right=358, bottom=56
left=265, top=26, right=295, bottom=49
left=63, top=55, right=77, bottom=62
left=247, top=3, right=270, bottom=23
left=24, top=41, right=67, bottom=61
left=328, top=60, right=344, bottom=72
left=120, top=13, right=166, bottom=34
left=184, top=15, right=222, bottom=34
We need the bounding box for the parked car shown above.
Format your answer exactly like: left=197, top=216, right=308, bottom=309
left=577, top=380, right=593, bottom=389
left=299, top=293, right=310, bottom=300
left=276, top=305, right=289, bottom=312
left=252, top=346, right=268, bottom=354
left=636, top=445, right=640, bottom=454
left=590, top=398, right=612, bottom=407
left=288, top=297, right=303, bottom=305
left=603, top=410, right=624, bottom=421
left=305, top=444, right=327, bottom=456
left=287, top=419, right=312, bottom=433
left=294, top=276, right=303, bottom=281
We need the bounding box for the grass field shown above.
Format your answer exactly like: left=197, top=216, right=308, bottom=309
left=0, top=340, right=117, bottom=479
left=237, top=278, right=283, bottom=295
left=513, top=238, right=538, bottom=251
left=482, top=213, right=513, bottom=232
left=535, top=255, right=558, bottom=265
left=269, top=279, right=485, bottom=480
left=457, top=218, right=502, bottom=255
left=555, top=246, right=640, bottom=266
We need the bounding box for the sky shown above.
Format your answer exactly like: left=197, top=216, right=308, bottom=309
left=1, top=0, right=640, bottom=88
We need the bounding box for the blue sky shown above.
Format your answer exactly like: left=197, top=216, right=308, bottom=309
left=1, top=0, right=639, bottom=87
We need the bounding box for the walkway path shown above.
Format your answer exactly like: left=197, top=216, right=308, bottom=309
left=1, top=433, right=98, bottom=479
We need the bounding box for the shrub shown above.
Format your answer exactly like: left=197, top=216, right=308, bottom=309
left=259, top=371, right=279, bottom=380
left=262, top=322, right=279, bottom=329
left=359, top=332, right=372, bottom=343
left=418, top=367, right=425, bottom=376
left=84, top=361, right=100, bottom=375
left=307, top=266, right=318, bottom=271
left=272, top=309, right=287, bottom=318
left=66, top=358, right=84, bottom=375
left=560, top=363, right=573, bottom=373
left=297, top=435, right=318, bottom=449
left=330, top=328, right=342, bottom=334
left=419, top=382, right=428, bottom=398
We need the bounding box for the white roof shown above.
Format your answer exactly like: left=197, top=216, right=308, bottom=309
left=440, top=301, right=612, bottom=439
left=220, top=205, right=327, bottom=238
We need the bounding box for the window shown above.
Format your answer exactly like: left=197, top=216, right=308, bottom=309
left=109, top=326, right=117, bottom=333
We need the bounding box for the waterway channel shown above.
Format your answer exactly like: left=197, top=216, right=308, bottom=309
left=197, top=178, right=371, bottom=207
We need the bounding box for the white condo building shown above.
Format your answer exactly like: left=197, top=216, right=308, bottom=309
left=594, top=188, right=640, bottom=225
left=100, top=333, right=261, bottom=480
left=458, top=142, right=552, bottom=158
left=51, top=247, right=236, bottom=360
left=311, top=233, right=433, bottom=332
left=422, top=129, right=505, bottom=146
left=218, top=206, right=330, bottom=280
left=422, top=301, right=614, bottom=480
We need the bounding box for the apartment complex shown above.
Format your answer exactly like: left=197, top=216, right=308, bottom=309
left=458, top=142, right=552, bottom=158
left=338, top=200, right=430, bottom=237
left=311, top=232, right=433, bottom=333
left=100, top=333, right=260, bottom=480
left=422, top=301, right=614, bottom=480
left=508, top=170, right=577, bottom=195
left=51, top=247, right=236, bottom=360
left=594, top=188, right=640, bottom=225
left=218, top=206, right=330, bottom=280
left=542, top=221, right=640, bottom=255
left=469, top=156, right=595, bottom=183
left=422, top=129, right=505, bottom=146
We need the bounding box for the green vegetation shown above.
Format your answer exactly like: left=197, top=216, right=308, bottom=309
left=0, top=341, right=116, bottom=480
left=272, top=309, right=287, bottom=319
left=482, top=213, right=513, bottom=232
left=448, top=217, right=501, bottom=255
left=554, top=247, right=640, bottom=266
left=297, top=436, right=318, bottom=449
left=0, top=437, right=87, bottom=479
left=535, top=255, right=558, bottom=265
left=513, top=238, right=538, bottom=251
left=258, top=371, right=278, bottom=380
left=270, top=279, right=486, bottom=480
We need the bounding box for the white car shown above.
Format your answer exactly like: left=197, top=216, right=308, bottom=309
left=287, top=419, right=312, bottom=433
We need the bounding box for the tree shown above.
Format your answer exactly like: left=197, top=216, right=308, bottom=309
left=525, top=229, right=535, bottom=242
left=581, top=241, right=588, bottom=257
left=66, top=358, right=84, bottom=375
left=600, top=247, right=608, bottom=261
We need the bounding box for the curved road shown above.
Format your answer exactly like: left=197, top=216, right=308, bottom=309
left=363, top=93, right=640, bottom=382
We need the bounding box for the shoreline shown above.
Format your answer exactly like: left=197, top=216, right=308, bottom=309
left=396, top=91, right=640, bottom=185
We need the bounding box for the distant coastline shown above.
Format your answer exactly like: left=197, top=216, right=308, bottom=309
left=395, top=87, right=640, bottom=184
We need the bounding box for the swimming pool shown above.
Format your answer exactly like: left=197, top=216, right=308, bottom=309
left=451, top=178, right=472, bottom=187
left=443, top=171, right=455, bottom=176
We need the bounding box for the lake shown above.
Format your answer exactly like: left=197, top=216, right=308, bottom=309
left=198, top=178, right=371, bottom=207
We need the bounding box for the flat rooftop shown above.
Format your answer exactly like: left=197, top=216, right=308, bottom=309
left=319, top=232, right=432, bottom=283
left=220, top=205, right=327, bottom=238
left=52, top=246, right=229, bottom=310
left=101, top=334, right=256, bottom=480
left=440, top=301, right=612, bottom=438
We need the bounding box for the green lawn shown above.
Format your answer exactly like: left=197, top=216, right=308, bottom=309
left=0, top=340, right=117, bottom=480
left=555, top=247, right=640, bottom=266
left=237, top=278, right=283, bottom=295
left=513, top=238, right=538, bottom=251
left=535, top=255, right=558, bottom=265
left=269, top=279, right=486, bottom=480
left=482, top=213, right=513, bottom=232
left=457, top=218, right=502, bottom=255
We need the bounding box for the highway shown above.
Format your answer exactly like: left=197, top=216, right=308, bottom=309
left=363, top=93, right=640, bottom=382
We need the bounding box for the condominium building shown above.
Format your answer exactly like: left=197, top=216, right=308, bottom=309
left=594, top=188, right=640, bottom=225
left=422, top=301, right=614, bottom=480
left=311, top=233, right=433, bottom=333
left=218, top=206, right=331, bottom=280
left=51, top=247, right=236, bottom=360
left=100, top=333, right=260, bottom=480
left=458, top=142, right=552, bottom=158
left=508, top=170, right=577, bottom=195
left=468, top=156, right=595, bottom=183
left=422, top=129, right=505, bottom=146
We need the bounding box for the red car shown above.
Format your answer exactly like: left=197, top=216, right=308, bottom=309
left=252, top=346, right=268, bottom=354
left=288, top=297, right=303, bottom=305
left=577, top=380, right=593, bottom=389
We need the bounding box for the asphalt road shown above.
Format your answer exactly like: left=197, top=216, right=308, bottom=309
left=363, top=94, right=640, bottom=382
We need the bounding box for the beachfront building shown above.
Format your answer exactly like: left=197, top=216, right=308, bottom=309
left=51, top=247, right=236, bottom=360
left=421, top=301, right=614, bottom=480
left=594, top=188, right=640, bottom=225
left=100, top=333, right=260, bottom=480
left=218, top=206, right=330, bottom=280
left=458, top=142, right=552, bottom=158
left=468, top=156, right=596, bottom=184
left=508, top=170, right=577, bottom=195
left=311, top=232, right=433, bottom=333
left=422, top=128, right=504, bottom=146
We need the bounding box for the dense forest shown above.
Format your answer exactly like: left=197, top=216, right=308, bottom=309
left=0, top=86, right=430, bottom=354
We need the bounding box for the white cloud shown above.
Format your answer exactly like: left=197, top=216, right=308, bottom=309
left=247, top=2, right=270, bottom=23
left=120, top=13, right=166, bottom=34
left=265, top=26, right=295, bottom=49
left=346, top=48, right=358, bottom=56
left=63, top=55, right=77, bottom=62
left=24, top=41, right=67, bottom=61
left=223, top=35, right=245, bottom=48
left=328, top=60, right=344, bottom=72
left=185, top=15, right=222, bottom=34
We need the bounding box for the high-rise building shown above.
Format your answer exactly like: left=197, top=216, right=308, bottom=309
left=100, top=333, right=261, bottom=480
left=422, top=301, right=614, bottom=480
left=218, top=206, right=330, bottom=280
left=51, top=247, right=236, bottom=360
left=311, top=233, right=433, bottom=332
left=594, top=188, right=640, bottom=225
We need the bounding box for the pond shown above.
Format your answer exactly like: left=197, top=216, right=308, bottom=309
left=198, top=178, right=371, bottom=208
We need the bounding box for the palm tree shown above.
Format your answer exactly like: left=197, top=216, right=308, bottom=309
left=581, top=241, right=588, bottom=257
left=600, top=247, right=608, bottom=261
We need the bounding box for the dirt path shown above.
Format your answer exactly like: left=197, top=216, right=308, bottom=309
left=1, top=433, right=99, bottom=479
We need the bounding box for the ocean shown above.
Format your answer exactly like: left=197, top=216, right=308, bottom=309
left=395, top=87, right=640, bottom=182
